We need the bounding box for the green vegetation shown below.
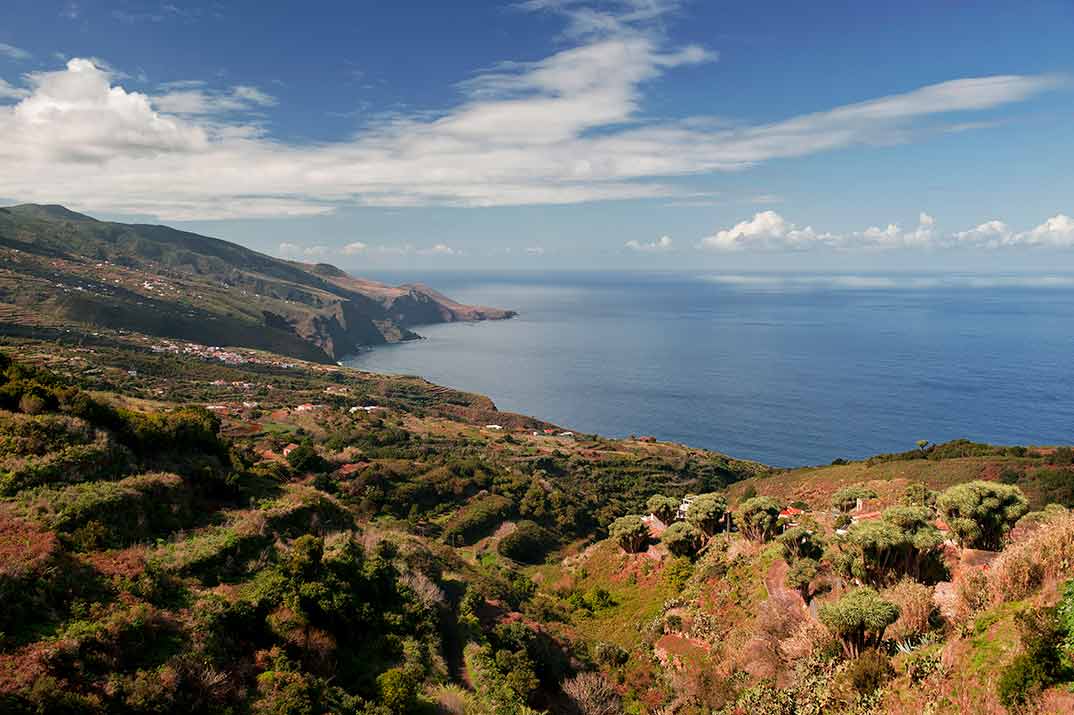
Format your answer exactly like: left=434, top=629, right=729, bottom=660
left=937, top=480, right=1029, bottom=549
left=608, top=515, right=649, bottom=553
left=2, top=324, right=1074, bottom=715
left=737, top=496, right=781, bottom=542
left=819, top=588, right=900, bottom=658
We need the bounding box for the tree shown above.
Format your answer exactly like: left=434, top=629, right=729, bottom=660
left=646, top=494, right=679, bottom=524
left=738, top=497, right=781, bottom=542
left=685, top=492, right=727, bottom=536
left=831, top=485, right=878, bottom=512
left=835, top=507, right=943, bottom=585
left=662, top=521, right=702, bottom=557
left=608, top=515, right=649, bottom=553
left=818, top=587, right=900, bottom=658
left=285, top=441, right=327, bottom=473
left=915, top=439, right=931, bottom=454
left=936, top=481, right=1029, bottom=550
left=785, top=558, right=819, bottom=601
left=778, top=526, right=825, bottom=562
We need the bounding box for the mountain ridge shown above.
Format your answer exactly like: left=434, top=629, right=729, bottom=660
left=0, top=204, right=515, bottom=362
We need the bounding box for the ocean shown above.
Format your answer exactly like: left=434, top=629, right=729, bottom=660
left=344, top=272, right=1074, bottom=467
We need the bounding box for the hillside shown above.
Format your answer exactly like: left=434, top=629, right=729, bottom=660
left=0, top=332, right=765, bottom=713
left=0, top=331, right=1073, bottom=713
left=0, top=204, right=514, bottom=363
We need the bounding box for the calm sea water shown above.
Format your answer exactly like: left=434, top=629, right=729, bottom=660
left=344, top=272, right=1074, bottom=467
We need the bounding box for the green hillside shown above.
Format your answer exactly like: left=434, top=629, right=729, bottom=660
left=0, top=205, right=514, bottom=363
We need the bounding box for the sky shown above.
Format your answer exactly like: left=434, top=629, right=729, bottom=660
left=1, top=0, right=1073, bottom=271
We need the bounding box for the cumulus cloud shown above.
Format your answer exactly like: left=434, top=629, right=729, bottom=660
left=341, top=241, right=368, bottom=255
left=625, top=235, right=673, bottom=252
left=0, top=43, right=30, bottom=61
left=699, top=211, right=1074, bottom=252
left=278, top=242, right=328, bottom=259
left=699, top=211, right=833, bottom=251
left=0, top=0, right=1062, bottom=220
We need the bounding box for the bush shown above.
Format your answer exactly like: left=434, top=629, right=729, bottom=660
left=284, top=442, right=328, bottom=473
left=997, top=605, right=1072, bottom=711
left=990, top=511, right=1074, bottom=602
left=562, top=671, right=622, bottom=715
left=498, top=521, right=554, bottom=564
left=839, top=649, right=894, bottom=697
left=882, top=579, right=936, bottom=647
left=608, top=515, right=648, bottom=553
left=442, top=494, right=513, bottom=546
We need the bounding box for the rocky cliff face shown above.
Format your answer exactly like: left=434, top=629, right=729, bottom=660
left=0, top=204, right=515, bottom=362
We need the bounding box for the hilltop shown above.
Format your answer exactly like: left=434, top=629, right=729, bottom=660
left=0, top=204, right=514, bottom=363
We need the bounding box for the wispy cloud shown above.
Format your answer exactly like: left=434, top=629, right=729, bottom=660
left=0, top=1, right=1062, bottom=220
left=0, top=79, right=29, bottom=100
left=0, top=43, right=30, bottom=61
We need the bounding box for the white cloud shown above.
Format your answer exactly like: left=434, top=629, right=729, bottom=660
left=417, top=243, right=458, bottom=256
left=232, top=85, right=277, bottom=106
left=341, top=241, right=368, bottom=255
left=525, top=246, right=546, bottom=256
left=0, top=79, right=29, bottom=100
left=953, top=220, right=1011, bottom=247
left=0, top=43, right=30, bottom=61
left=699, top=211, right=1074, bottom=252
left=699, top=211, right=833, bottom=251
left=152, top=83, right=277, bottom=115
left=7, top=59, right=207, bottom=163
left=278, top=242, right=328, bottom=259
left=1010, top=214, right=1074, bottom=247
left=625, top=235, right=673, bottom=252
left=0, top=3, right=1061, bottom=222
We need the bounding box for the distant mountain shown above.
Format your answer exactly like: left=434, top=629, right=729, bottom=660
left=0, top=204, right=514, bottom=363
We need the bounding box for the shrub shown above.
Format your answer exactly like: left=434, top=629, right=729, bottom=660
left=377, top=667, right=420, bottom=714
left=442, top=494, right=513, bottom=546
left=838, top=649, right=894, bottom=697
left=997, top=605, right=1072, bottom=711
left=818, top=587, right=900, bottom=658
left=952, top=568, right=991, bottom=622
left=284, top=441, right=328, bottom=473
left=498, top=521, right=554, bottom=564
left=663, top=556, right=694, bottom=590
left=936, top=481, right=1028, bottom=550
left=882, top=579, right=936, bottom=647
left=608, top=515, right=648, bottom=553
left=737, top=496, right=781, bottom=542
left=990, top=511, right=1074, bottom=602
left=562, top=671, right=622, bottom=715
left=662, top=521, right=702, bottom=557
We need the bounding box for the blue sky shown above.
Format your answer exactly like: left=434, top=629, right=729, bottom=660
left=1, top=0, right=1073, bottom=270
